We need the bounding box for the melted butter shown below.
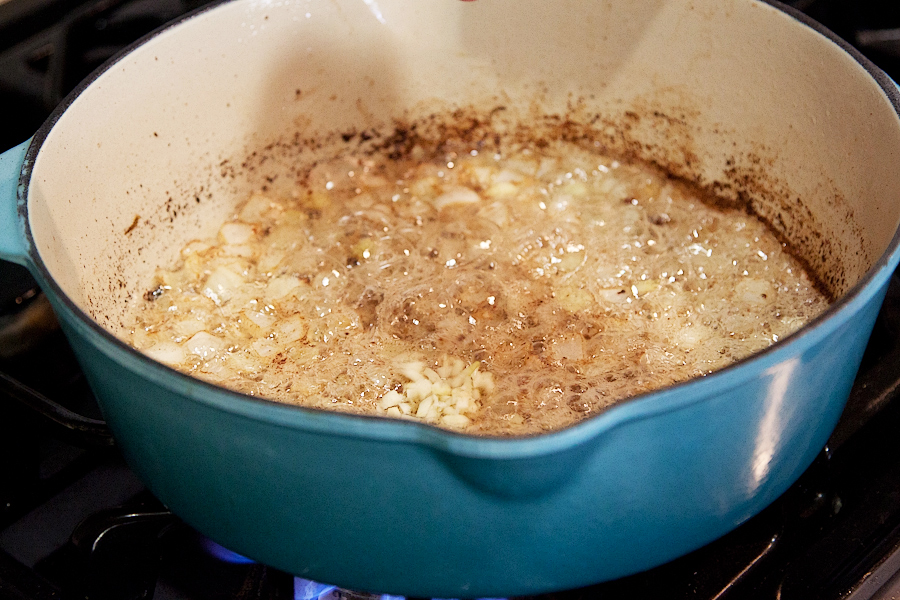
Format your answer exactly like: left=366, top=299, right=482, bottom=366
left=126, top=139, right=829, bottom=435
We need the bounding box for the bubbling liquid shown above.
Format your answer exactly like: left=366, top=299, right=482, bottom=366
left=126, top=138, right=829, bottom=435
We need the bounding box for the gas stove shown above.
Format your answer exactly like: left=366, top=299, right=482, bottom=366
left=3, top=1, right=900, bottom=599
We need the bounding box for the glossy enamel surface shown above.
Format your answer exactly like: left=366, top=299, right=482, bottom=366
left=1, top=0, right=900, bottom=595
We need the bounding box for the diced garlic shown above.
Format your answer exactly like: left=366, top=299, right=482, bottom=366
left=462, top=361, right=481, bottom=377
left=379, top=389, right=403, bottom=409
left=398, top=361, right=426, bottom=382
left=432, top=381, right=452, bottom=397
left=441, top=414, right=471, bottom=428
left=423, top=367, right=441, bottom=384
left=406, top=379, right=433, bottom=403
left=416, top=395, right=435, bottom=417
left=382, top=354, right=490, bottom=428
left=454, top=393, right=471, bottom=412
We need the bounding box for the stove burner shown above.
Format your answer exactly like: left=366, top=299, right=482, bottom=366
left=293, top=579, right=339, bottom=600
left=59, top=500, right=511, bottom=600
left=68, top=505, right=175, bottom=600
left=200, top=538, right=496, bottom=600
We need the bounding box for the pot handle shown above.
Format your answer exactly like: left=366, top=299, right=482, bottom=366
left=0, top=368, right=115, bottom=447
left=0, top=139, right=32, bottom=267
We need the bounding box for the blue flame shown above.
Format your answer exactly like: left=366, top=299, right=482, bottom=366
left=200, top=540, right=506, bottom=600
left=293, top=577, right=409, bottom=600
left=294, top=577, right=337, bottom=600
left=200, top=538, right=256, bottom=564
left=292, top=577, right=505, bottom=600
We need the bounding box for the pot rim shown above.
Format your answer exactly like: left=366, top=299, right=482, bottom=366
left=15, top=0, right=900, bottom=458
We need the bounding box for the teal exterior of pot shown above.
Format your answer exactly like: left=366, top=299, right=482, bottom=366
left=3, top=130, right=896, bottom=594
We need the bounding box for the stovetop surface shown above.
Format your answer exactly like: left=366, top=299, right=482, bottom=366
left=3, top=1, right=900, bottom=599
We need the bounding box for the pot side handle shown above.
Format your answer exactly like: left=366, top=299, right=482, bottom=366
left=0, top=140, right=32, bottom=267
left=0, top=368, right=115, bottom=448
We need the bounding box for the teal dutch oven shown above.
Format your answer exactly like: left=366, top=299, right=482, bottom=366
left=2, top=0, right=900, bottom=596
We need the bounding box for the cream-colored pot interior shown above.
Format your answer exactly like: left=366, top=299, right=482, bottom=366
left=26, top=0, right=900, bottom=336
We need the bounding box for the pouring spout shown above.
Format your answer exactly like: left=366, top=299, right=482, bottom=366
left=436, top=436, right=597, bottom=499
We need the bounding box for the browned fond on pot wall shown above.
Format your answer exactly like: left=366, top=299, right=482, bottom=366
left=24, top=0, right=900, bottom=341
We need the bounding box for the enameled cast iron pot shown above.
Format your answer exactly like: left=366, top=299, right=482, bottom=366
left=2, top=0, right=900, bottom=595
